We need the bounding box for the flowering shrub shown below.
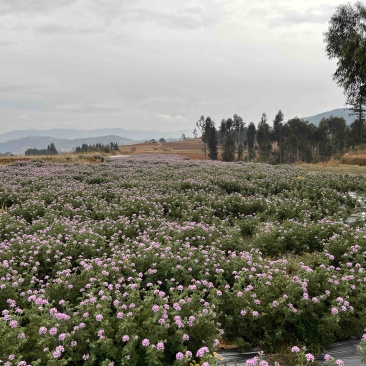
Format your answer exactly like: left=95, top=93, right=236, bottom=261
left=358, top=331, right=366, bottom=363
left=0, top=156, right=365, bottom=364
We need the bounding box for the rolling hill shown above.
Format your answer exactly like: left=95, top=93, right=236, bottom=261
left=301, top=108, right=355, bottom=125
left=0, top=128, right=193, bottom=144
left=0, top=109, right=360, bottom=155
left=0, top=135, right=134, bottom=155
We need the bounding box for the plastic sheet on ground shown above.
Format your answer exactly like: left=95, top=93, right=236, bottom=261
left=217, top=339, right=363, bottom=365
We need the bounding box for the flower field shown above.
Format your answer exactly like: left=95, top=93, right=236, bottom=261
left=0, top=155, right=366, bottom=365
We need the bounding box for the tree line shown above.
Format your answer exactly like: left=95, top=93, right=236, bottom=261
left=196, top=1, right=366, bottom=164
left=75, top=142, right=119, bottom=153
left=25, top=142, right=120, bottom=156
left=196, top=111, right=366, bottom=163
left=25, top=143, right=59, bottom=156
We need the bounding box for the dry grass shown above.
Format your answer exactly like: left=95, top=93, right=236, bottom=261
left=340, top=146, right=366, bottom=166
left=341, top=156, right=366, bottom=165
left=0, top=153, right=112, bottom=166
left=297, top=161, right=366, bottom=175
left=296, top=146, right=366, bottom=175
left=118, top=138, right=229, bottom=160
left=340, top=151, right=366, bottom=166
left=118, top=138, right=259, bottom=161
left=0, top=156, right=30, bottom=165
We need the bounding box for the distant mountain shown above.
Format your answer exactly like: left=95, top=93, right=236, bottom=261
left=301, top=108, right=356, bottom=125
left=0, top=128, right=193, bottom=143
left=0, top=135, right=134, bottom=155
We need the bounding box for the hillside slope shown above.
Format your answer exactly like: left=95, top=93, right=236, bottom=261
left=0, top=135, right=134, bottom=154
left=0, top=128, right=193, bottom=143
left=301, top=108, right=354, bottom=125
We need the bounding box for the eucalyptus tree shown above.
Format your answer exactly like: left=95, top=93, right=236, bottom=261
left=204, top=117, right=218, bottom=160
left=319, top=116, right=347, bottom=156
left=324, top=2, right=366, bottom=126
left=272, top=110, right=284, bottom=163
left=256, top=113, right=272, bottom=162
left=233, top=114, right=245, bottom=160
left=247, top=122, right=256, bottom=162
left=350, top=117, right=366, bottom=147
left=196, top=115, right=208, bottom=159
left=285, top=118, right=314, bottom=163
left=220, top=118, right=236, bottom=162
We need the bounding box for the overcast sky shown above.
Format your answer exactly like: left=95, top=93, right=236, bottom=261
left=0, top=0, right=349, bottom=134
